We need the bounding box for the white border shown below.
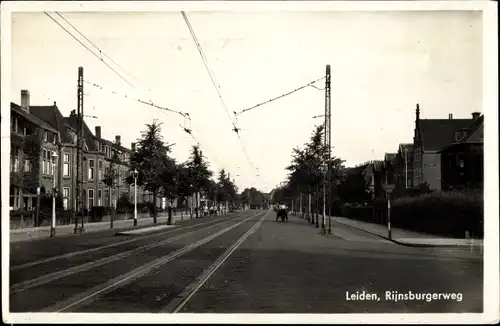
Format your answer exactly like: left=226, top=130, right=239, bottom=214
left=1, top=1, right=498, bottom=324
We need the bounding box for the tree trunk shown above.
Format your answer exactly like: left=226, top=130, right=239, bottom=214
left=153, top=190, right=158, bottom=223
left=195, top=191, right=199, bottom=218
left=167, top=198, right=173, bottom=225
left=110, top=187, right=114, bottom=229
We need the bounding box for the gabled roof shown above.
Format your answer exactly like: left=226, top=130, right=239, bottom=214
left=465, top=115, right=484, bottom=142
left=100, top=137, right=131, bottom=153
left=10, top=103, right=58, bottom=133
left=437, top=115, right=484, bottom=153
left=29, top=104, right=74, bottom=144
left=419, top=118, right=476, bottom=151
left=384, top=153, right=397, bottom=162
left=63, top=115, right=99, bottom=152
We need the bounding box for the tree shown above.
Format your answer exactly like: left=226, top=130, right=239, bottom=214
left=159, top=155, right=178, bottom=225
left=216, top=169, right=238, bottom=211
left=175, top=163, right=194, bottom=212
left=185, top=145, right=213, bottom=218
left=281, top=124, right=345, bottom=223
left=128, top=120, right=172, bottom=224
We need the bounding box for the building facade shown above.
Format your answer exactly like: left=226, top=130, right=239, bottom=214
left=412, top=104, right=483, bottom=191
left=10, top=89, right=163, bottom=216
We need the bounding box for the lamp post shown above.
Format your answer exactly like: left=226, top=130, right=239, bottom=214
left=133, top=169, right=138, bottom=226
left=50, top=151, right=59, bottom=237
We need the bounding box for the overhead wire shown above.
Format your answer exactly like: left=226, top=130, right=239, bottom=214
left=44, top=11, right=135, bottom=89
left=84, top=80, right=225, bottom=173
left=54, top=11, right=139, bottom=84
left=180, top=11, right=236, bottom=128
left=181, top=11, right=259, bottom=184
left=84, top=80, right=190, bottom=119
left=235, top=76, right=325, bottom=116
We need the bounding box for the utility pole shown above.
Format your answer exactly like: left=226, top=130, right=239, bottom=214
left=326, top=64, right=332, bottom=235
left=322, top=64, right=331, bottom=234
left=74, top=67, right=85, bottom=234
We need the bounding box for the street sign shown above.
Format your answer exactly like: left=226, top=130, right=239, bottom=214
left=383, top=184, right=395, bottom=194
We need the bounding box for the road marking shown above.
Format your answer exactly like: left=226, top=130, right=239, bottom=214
left=11, top=213, right=259, bottom=294
left=41, top=211, right=266, bottom=312
left=162, top=210, right=269, bottom=313
left=11, top=213, right=242, bottom=271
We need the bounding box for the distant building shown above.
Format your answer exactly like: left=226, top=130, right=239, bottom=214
left=412, top=104, right=483, bottom=191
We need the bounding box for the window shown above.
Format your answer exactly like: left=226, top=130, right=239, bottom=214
left=88, top=159, right=95, bottom=180
left=88, top=189, right=95, bottom=208
left=98, top=160, right=103, bottom=181
left=13, top=156, right=19, bottom=172
left=49, top=154, right=54, bottom=176
left=53, top=133, right=58, bottom=144
left=63, top=187, right=70, bottom=210
left=63, top=153, right=70, bottom=177
left=23, top=126, right=27, bottom=136
left=44, top=131, right=48, bottom=142
left=24, top=159, right=31, bottom=173
left=11, top=117, right=17, bottom=132
left=98, top=189, right=102, bottom=206
left=42, top=149, right=47, bottom=175
left=104, top=189, right=110, bottom=207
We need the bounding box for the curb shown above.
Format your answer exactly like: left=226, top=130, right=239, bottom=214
left=329, top=218, right=483, bottom=249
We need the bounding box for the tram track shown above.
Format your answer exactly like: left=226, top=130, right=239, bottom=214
left=9, top=211, right=265, bottom=312
left=11, top=213, right=241, bottom=272
left=40, top=211, right=267, bottom=312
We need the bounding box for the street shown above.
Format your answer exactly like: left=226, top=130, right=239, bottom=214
left=9, top=209, right=482, bottom=314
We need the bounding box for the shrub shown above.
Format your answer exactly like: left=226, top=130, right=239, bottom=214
left=340, top=191, right=483, bottom=238
left=391, top=191, right=483, bottom=237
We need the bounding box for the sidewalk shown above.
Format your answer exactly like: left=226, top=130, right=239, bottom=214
left=331, top=215, right=484, bottom=248
left=9, top=213, right=195, bottom=243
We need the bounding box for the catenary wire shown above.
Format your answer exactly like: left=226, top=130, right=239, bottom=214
left=44, top=11, right=135, bottom=89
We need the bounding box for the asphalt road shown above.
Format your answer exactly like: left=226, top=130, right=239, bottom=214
left=9, top=209, right=483, bottom=313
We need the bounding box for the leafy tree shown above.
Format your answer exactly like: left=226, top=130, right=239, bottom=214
left=175, top=163, right=194, bottom=210
left=185, top=145, right=213, bottom=218
left=216, top=169, right=238, bottom=207
left=128, top=120, right=172, bottom=223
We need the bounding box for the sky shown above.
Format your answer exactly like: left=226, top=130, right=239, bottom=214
left=9, top=9, right=483, bottom=193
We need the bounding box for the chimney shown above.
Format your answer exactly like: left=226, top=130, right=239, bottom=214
left=21, top=90, right=30, bottom=112
left=448, top=113, right=453, bottom=120
left=472, top=112, right=481, bottom=120
left=131, top=142, right=136, bottom=152
left=115, top=135, right=121, bottom=145
left=95, top=126, right=101, bottom=139
left=70, top=109, right=76, bottom=116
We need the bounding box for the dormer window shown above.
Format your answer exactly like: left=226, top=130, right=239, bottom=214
left=455, top=131, right=466, bottom=142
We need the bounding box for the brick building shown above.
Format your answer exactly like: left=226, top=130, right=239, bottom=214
left=412, top=103, right=483, bottom=191
left=10, top=89, right=163, bottom=216
left=9, top=90, right=60, bottom=210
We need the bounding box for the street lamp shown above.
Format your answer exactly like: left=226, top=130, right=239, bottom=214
left=133, top=169, right=139, bottom=226
left=50, top=151, right=59, bottom=237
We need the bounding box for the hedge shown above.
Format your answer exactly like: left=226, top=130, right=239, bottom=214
left=341, top=191, right=484, bottom=238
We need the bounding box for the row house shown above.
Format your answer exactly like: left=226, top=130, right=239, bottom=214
left=9, top=90, right=60, bottom=210
left=382, top=144, right=414, bottom=195
left=412, top=104, right=483, bottom=191
left=12, top=89, right=162, bottom=214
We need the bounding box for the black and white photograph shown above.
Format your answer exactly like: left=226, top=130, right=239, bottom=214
left=1, top=1, right=498, bottom=324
